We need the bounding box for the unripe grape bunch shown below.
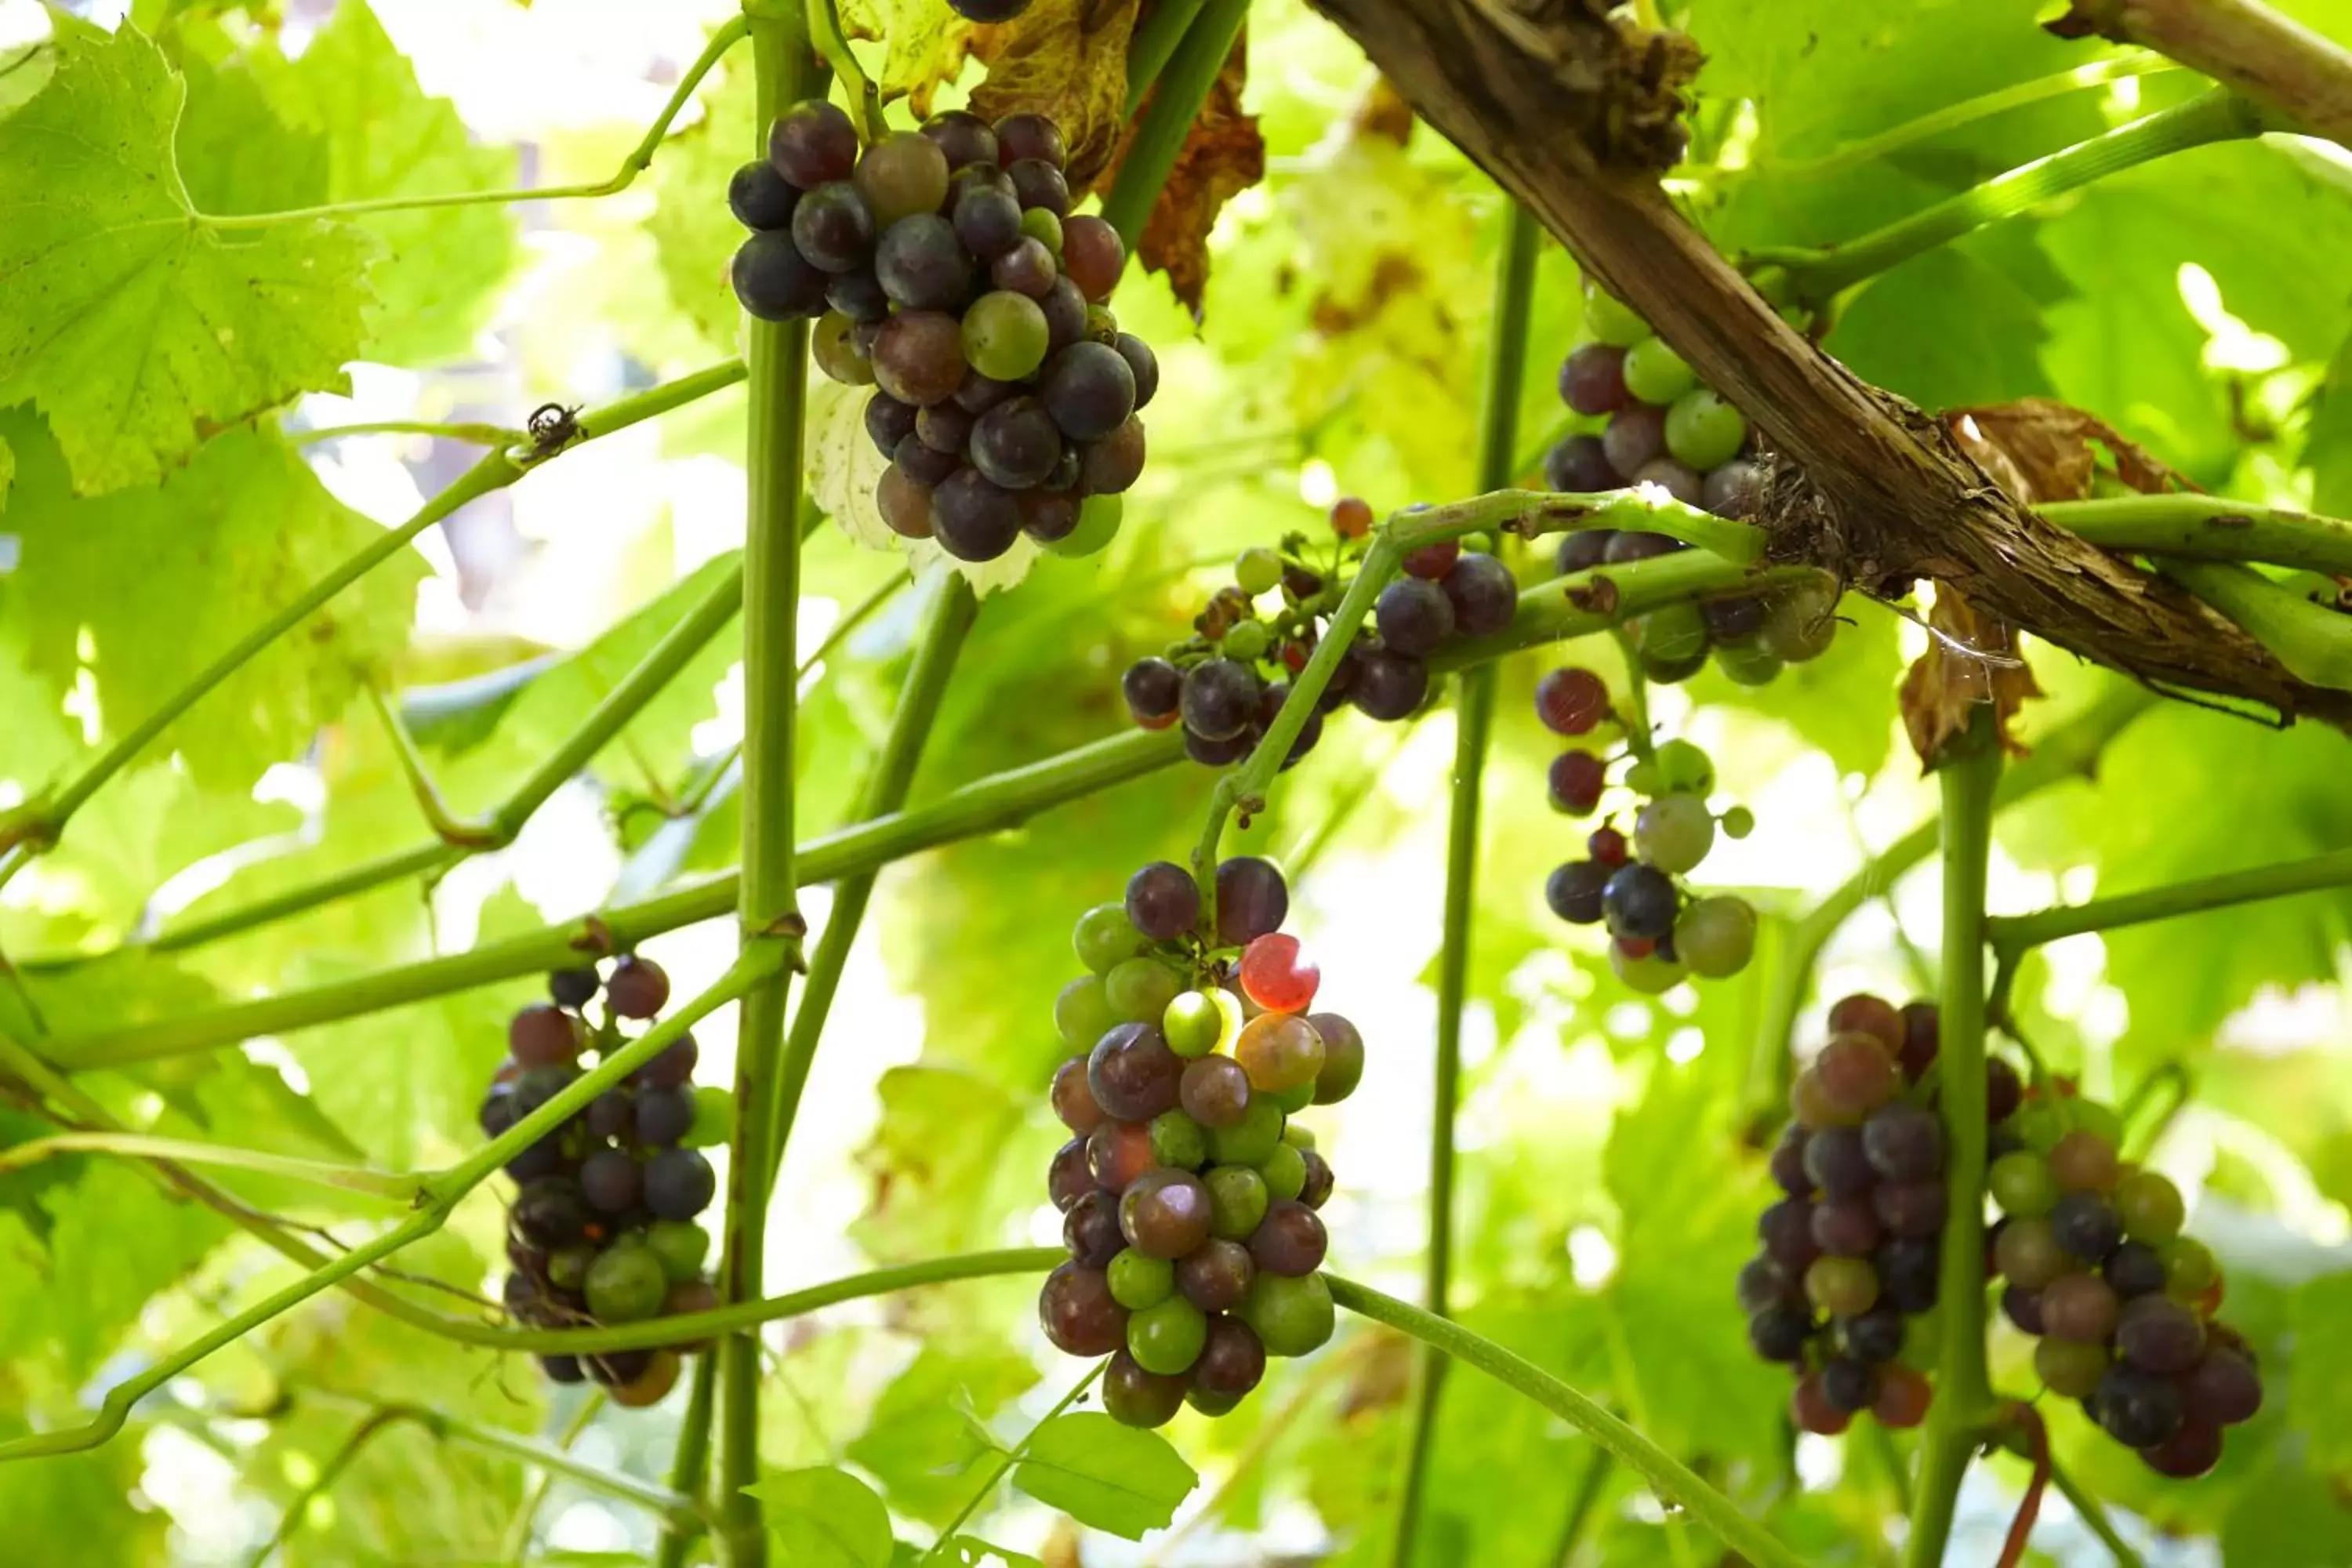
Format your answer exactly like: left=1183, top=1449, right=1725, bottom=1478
left=1546, top=285, right=1838, bottom=688
left=1120, top=499, right=1520, bottom=768
left=1536, top=673, right=1759, bottom=988
left=1988, top=1083, right=2261, bottom=1476
left=1041, top=855, right=1359, bottom=1426
left=727, top=100, right=1153, bottom=564
left=1744, top=995, right=1999, bottom=1434
left=478, top=954, right=730, bottom=1404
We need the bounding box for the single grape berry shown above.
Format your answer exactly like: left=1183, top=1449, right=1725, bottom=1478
left=549, top=966, right=601, bottom=1010
left=1600, top=863, right=1677, bottom=941
left=1749, top=1302, right=1814, bottom=1363
left=1351, top=651, right=1427, bottom=722
left=1125, top=861, right=1201, bottom=941
left=636, top=1084, right=696, bottom=1147
left=1535, top=667, right=1610, bottom=735
left=1123, top=658, right=1183, bottom=724
left=1548, top=751, right=1606, bottom=816
left=607, top=954, right=670, bottom=1019
left=644, top=1148, right=717, bottom=1220
left=510, top=1004, right=583, bottom=1067
left=728, top=160, right=798, bottom=230
left=1088, top=1022, right=1185, bottom=1123
left=1215, top=857, right=1289, bottom=946
left=2052, top=1191, right=2125, bottom=1261
left=1544, top=860, right=1611, bottom=925
left=1239, top=933, right=1319, bottom=1013
left=1559, top=343, right=1630, bottom=416
left=769, top=100, right=859, bottom=189
left=1374, top=577, right=1455, bottom=658
left=1182, top=659, right=1259, bottom=742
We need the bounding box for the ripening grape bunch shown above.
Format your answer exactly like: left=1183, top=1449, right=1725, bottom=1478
left=1744, top=994, right=2001, bottom=1434
left=478, top=954, right=727, bottom=1404
left=1536, top=671, right=1759, bottom=988
left=1988, top=1091, right=2261, bottom=1476
left=1040, top=855, right=1359, bottom=1426
left=727, top=100, right=1153, bottom=563
left=1120, top=498, right=1521, bottom=767
left=1544, top=285, right=1838, bottom=688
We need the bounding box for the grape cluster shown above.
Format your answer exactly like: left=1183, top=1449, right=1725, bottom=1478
left=479, top=955, right=725, bottom=1404
left=1989, top=1093, right=2261, bottom=1476
left=1534, top=674, right=1759, bottom=987
left=1543, top=287, right=1838, bottom=686
left=1120, top=499, right=1520, bottom=767
left=1743, top=996, right=2008, bottom=1434
left=727, top=100, right=1153, bottom=563
left=1040, top=857, right=1359, bottom=1425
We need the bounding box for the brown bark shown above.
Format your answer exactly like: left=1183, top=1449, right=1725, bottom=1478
left=1304, top=0, right=2352, bottom=726
left=2049, top=0, right=2352, bottom=152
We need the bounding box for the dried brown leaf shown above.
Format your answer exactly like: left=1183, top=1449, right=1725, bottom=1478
left=1946, top=397, right=2196, bottom=505
left=1900, top=586, right=2046, bottom=765
left=969, top=0, right=1140, bottom=195
left=1112, top=33, right=1265, bottom=315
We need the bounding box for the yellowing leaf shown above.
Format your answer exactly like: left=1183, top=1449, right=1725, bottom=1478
left=0, top=17, right=373, bottom=493
left=838, top=0, right=975, bottom=118
left=970, top=0, right=1140, bottom=194
left=1897, top=585, right=2044, bottom=765
left=1106, top=28, right=1264, bottom=314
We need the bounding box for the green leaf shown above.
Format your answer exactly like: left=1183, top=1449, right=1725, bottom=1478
left=0, top=410, right=426, bottom=795
left=2289, top=1272, right=2352, bottom=1469
left=751, top=1466, right=896, bottom=1568
left=1828, top=236, right=2057, bottom=411
left=0, top=16, right=372, bottom=493
left=172, top=48, right=328, bottom=218
left=0, top=1160, right=227, bottom=1377
left=854, top=1064, right=1040, bottom=1261
left=648, top=55, right=754, bottom=355
left=846, top=1341, right=1040, bottom=1523
left=0, top=1425, right=169, bottom=1563
left=1010, top=1411, right=1197, bottom=1540
left=931, top=1537, right=1044, bottom=1568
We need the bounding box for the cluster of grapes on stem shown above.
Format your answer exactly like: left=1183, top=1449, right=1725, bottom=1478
left=1989, top=1086, right=2261, bottom=1475
left=1744, top=995, right=1996, bottom=1433
left=1537, top=673, right=1759, bottom=989
left=1120, top=498, right=1519, bottom=767
left=728, top=100, right=1153, bottom=562
left=1544, top=288, right=1838, bottom=685
left=1040, top=857, right=1360, bottom=1425
left=479, top=955, right=726, bottom=1403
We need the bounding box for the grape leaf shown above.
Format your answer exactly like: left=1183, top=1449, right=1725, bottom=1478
left=969, top=0, right=1139, bottom=194
left=931, top=1539, right=1043, bottom=1568
left=1010, top=1411, right=1197, bottom=1540
left=0, top=410, right=426, bottom=795
left=846, top=1341, right=1040, bottom=1523
left=2310, top=329, right=2352, bottom=516
left=838, top=0, right=974, bottom=118
left=854, top=1064, right=1040, bottom=1261
left=0, top=1428, right=168, bottom=1563
left=0, top=16, right=373, bottom=493
left=751, top=1466, right=896, bottom=1568
left=1102, top=31, right=1264, bottom=314
left=172, top=48, right=328, bottom=219
left=1830, top=241, right=2056, bottom=412
left=648, top=56, right=755, bottom=354
left=0, top=1160, right=227, bottom=1377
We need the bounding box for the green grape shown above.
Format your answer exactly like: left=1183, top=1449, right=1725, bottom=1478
left=1041, top=494, right=1122, bottom=557
left=546, top=1245, right=593, bottom=1290
left=1461, top=531, right=1497, bottom=554
left=1055, top=975, right=1117, bottom=1050
left=2161, top=1236, right=2218, bottom=1298
left=585, top=1243, right=670, bottom=1323
left=1675, top=896, right=1755, bottom=980
left=1105, top=956, right=1183, bottom=1022
left=1206, top=1164, right=1269, bottom=1240
left=1162, top=990, right=1225, bottom=1058
left=1634, top=792, right=1715, bottom=873
left=1721, top=805, right=1755, bottom=840
left=1259, top=1141, right=1307, bottom=1202
left=1621, top=337, right=1697, bottom=405
left=1234, top=546, right=1283, bottom=596
left=1582, top=289, right=1652, bottom=348
left=1663, top=388, right=1746, bottom=470
left=1127, top=1296, right=1208, bottom=1374
left=1652, top=739, right=1715, bottom=795
left=1075, top=902, right=1148, bottom=974
left=2117, top=1170, right=2187, bottom=1243
left=644, top=1221, right=710, bottom=1283
left=1623, top=759, right=1664, bottom=796
left=811, top=311, right=875, bottom=387
left=1758, top=581, right=1838, bottom=662
left=854, top=132, right=949, bottom=226
left=1270, top=1078, right=1316, bottom=1114
left=1149, top=1109, right=1207, bottom=1169
left=1224, top=620, right=1271, bottom=661
left=1108, top=1248, right=1175, bottom=1309
left=963, top=291, right=1051, bottom=383
left=1805, top=1255, right=1879, bottom=1316
left=1021, top=206, right=1065, bottom=257
left=1610, top=943, right=1687, bottom=994
left=1628, top=602, right=1707, bottom=666
left=2035, top=1337, right=2110, bottom=1398
left=1715, top=642, right=1782, bottom=687
left=684, top=1086, right=734, bottom=1147
left=1206, top=1095, right=1285, bottom=1165
left=1281, top=1121, right=1316, bottom=1151
left=1988, top=1151, right=2058, bottom=1218
left=1243, top=1272, right=1335, bottom=1357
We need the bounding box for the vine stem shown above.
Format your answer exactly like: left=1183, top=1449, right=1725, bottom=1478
left=1124, top=0, right=1210, bottom=114
left=198, top=16, right=750, bottom=229
left=2044, top=1445, right=2147, bottom=1567
left=1546, top=1446, right=1615, bottom=1566
left=925, top=1361, right=1106, bottom=1558
left=1390, top=199, right=1538, bottom=1568
left=2049, top=0, right=2352, bottom=151
left=293, top=419, right=521, bottom=447
left=0, top=951, right=777, bottom=1461
left=1328, top=1277, right=1803, bottom=1568
left=1901, top=714, right=2003, bottom=1568
left=245, top=1409, right=408, bottom=1567
left=717, top=7, right=822, bottom=1559
left=1751, top=89, right=2273, bottom=302
left=0, top=360, right=748, bottom=895
left=500, top=1392, right=609, bottom=1565
left=1740, top=682, right=2156, bottom=1132
left=1100, top=0, right=1249, bottom=249
left=2042, top=495, right=2352, bottom=577
left=1990, top=841, right=2352, bottom=954
left=0, top=1132, right=420, bottom=1202
left=2157, top=558, right=2352, bottom=690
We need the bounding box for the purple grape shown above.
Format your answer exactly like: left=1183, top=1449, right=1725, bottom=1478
left=929, top=468, right=1022, bottom=561
left=1545, top=433, right=1621, bottom=495
left=769, top=100, right=858, bottom=188
left=1350, top=650, right=1426, bottom=721
left=1602, top=404, right=1668, bottom=476
left=1126, top=861, right=1201, bottom=942
left=969, top=397, right=1064, bottom=489
left=1440, top=553, right=1518, bottom=637
left=875, top=214, right=972, bottom=311
left=1559, top=343, right=1630, bottom=416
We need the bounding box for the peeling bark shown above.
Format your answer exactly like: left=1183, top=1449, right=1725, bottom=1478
left=2049, top=0, right=2352, bottom=151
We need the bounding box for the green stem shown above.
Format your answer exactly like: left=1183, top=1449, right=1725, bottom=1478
left=245, top=1410, right=412, bottom=1567
left=501, top=1392, right=608, bottom=1566
left=367, top=684, right=491, bottom=846
left=1770, top=53, right=2180, bottom=176
left=1099, top=0, right=1249, bottom=250
left=653, top=1359, right=718, bottom=1568
left=199, top=16, right=750, bottom=229
left=0, top=1132, right=420, bottom=1202
left=1990, top=841, right=2352, bottom=953
left=354, top=1399, right=704, bottom=1527
left=808, top=0, right=883, bottom=141
left=720, top=9, right=822, bottom=1560
left=0, top=360, right=746, bottom=895
left=1328, top=1277, right=1803, bottom=1568
left=764, top=580, right=976, bottom=1192
left=1740, top=683, right=2155, bottom=1130
left=143, top=844, right=463, bottom=958
left=2158, top=558, right=2352, bottom=690
left=1868, top=1421, right=1913, bottom=1515
left=1902, top=719, right=2003, bottom=1568
left=2043, top=495, right=2352, bottom=576
left=1756, top=90, right=2272, bottom=299
left=293, top=419, right=521, bottom=448
left=1547, top=1447, right=1614, bottom=1567
left=2045, top=1448, right=2147, bottom=1567
left=1391, top=200, right=1537, bottom=1568
left=927, top=1361, right=1106, bottom=1557
left=1125, top=0, right=1211, bottom=114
